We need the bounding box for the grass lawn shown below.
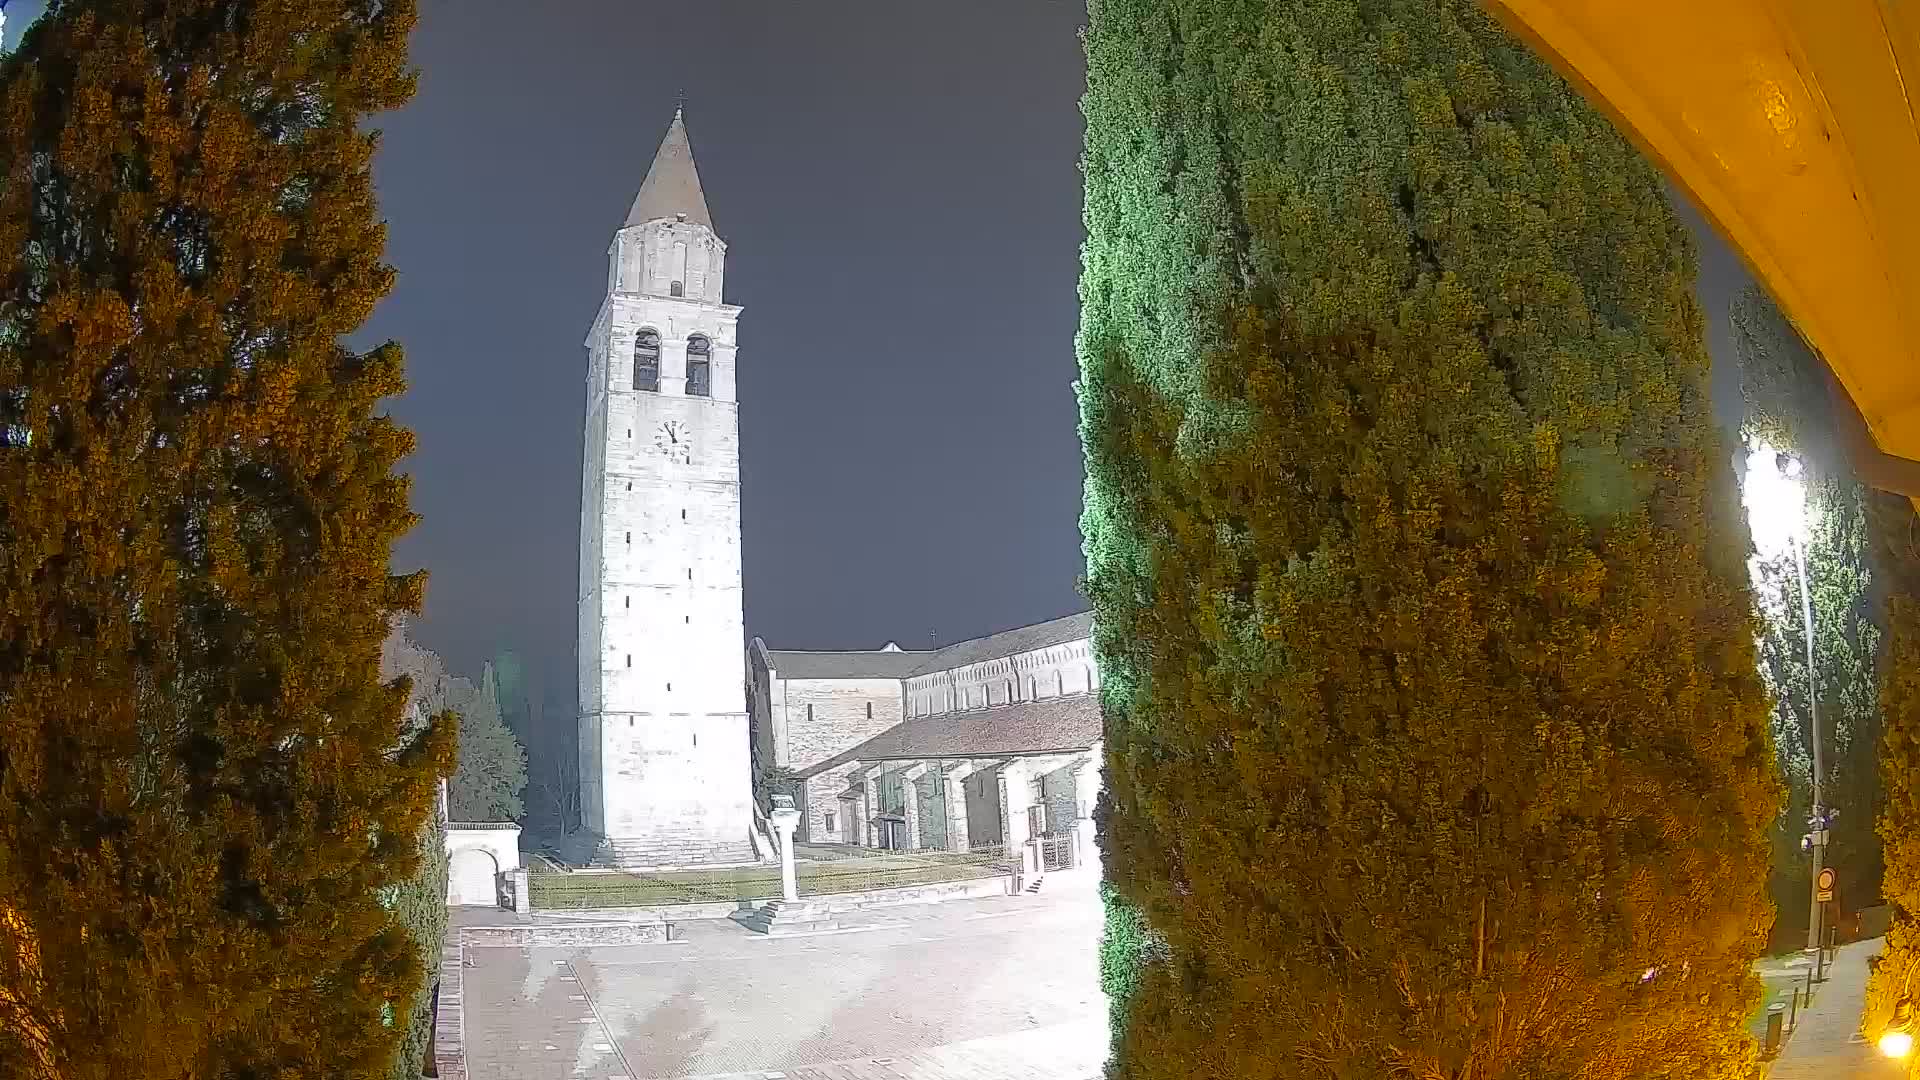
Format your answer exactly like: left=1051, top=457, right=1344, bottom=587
left=529, top=848, right=1015, bottom=909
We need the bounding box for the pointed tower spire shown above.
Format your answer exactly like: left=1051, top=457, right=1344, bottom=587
left=624, top=107, right=713, bottom=230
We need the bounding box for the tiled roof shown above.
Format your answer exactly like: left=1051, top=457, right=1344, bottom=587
left=765, top=610, right=1093, bottom=682
left=797, top=692, right=1102, bottom=777
left=913, top=611, right=1092, bottom=676
left=764, top=649, right=929, bottom=680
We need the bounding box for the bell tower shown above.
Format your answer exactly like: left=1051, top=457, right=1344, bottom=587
left=577, top=109, right=754, bottom=866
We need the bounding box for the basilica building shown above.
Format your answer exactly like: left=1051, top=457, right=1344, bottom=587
left=747, top=612, right=1104, bottom=875
left=575, top=111, right=1101, bottom=874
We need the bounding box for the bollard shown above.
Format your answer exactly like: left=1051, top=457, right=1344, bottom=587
left=1764, top=1003, right=1787, bottom=1056
left=1789, top=987, right=1800, bottom=1032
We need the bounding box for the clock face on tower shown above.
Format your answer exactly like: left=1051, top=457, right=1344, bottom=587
left=654, top=420, right=692, bottom=464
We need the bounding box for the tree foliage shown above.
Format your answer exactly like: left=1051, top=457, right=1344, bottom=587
left=1075, top=1, right=1775, bottom=1075
left=1731, top=284, right=1884, bottom=943
left=1865, top=493, right=1920, bottom=1051
left=383, top=622, right=526, bottom=822
left=380, top=755, right=448, bottom=1080
left=0, top=2, right=452, bottom=1076
left=451, top=661, right=526, bottom=821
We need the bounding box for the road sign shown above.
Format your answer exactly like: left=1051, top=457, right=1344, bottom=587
left=1816, top=867, right=1837, bottom=903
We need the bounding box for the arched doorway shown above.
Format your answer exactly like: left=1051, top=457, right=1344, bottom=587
left=447, top=847, right=500, bottom=907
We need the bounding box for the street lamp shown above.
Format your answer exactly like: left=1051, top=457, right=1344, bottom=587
left=1741, top=439, right=1828, bottom=953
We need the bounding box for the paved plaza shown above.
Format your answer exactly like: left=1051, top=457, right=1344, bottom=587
left=461, top=878, right=1108, bottom=1080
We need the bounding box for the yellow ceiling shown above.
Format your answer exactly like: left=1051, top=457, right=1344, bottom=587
left=1480, top=0, right=1920, bottom=492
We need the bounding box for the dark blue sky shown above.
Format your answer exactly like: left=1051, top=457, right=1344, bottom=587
left=3, top=1, right=1753, bottom=717
left=366, top=1, right=1092, bottom=707
left=357, top=2, right=1750, bottom=712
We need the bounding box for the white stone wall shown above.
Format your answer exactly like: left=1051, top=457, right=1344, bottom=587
left=445, top=825, right=521, bottom=907
left=904, top=638, right=1099, bottom=718
left=773, top=677, right=902, bottom=839
left=578, top=209, right=752, bottom=858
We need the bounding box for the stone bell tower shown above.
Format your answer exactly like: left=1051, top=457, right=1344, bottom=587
left=576, top=109, right=754, bottom=866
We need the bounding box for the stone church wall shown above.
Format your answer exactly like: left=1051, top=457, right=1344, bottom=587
left=777, top=677, right=901, bottom=840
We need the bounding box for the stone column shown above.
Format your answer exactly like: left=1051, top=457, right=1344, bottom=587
left=770, top=795, right=801, bottom=902
left=899, top=763, right=928, bottom=850
left=1071, top=752, right=1102, bottom=873
left=862, top=770, right=881, bottom=849
left=941, top=761, right=977, bottom=853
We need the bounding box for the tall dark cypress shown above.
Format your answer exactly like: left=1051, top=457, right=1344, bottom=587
left=1076, top=1, right=1776, bottom=1074
left=0, top=3, right=451, bottom=1076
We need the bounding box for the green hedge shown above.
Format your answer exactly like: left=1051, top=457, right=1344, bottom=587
left=1864, top=494, right=1920, bottom=1048
left=1075, top=0, right=1775, bottom=1074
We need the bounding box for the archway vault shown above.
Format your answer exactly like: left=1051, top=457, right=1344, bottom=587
left=1480, top=0, right=1920, bottom=502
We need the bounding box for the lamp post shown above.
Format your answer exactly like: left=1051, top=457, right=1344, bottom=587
left=1787, top=511, right=1828, bottom=954
left=1741, top=443, right=1827, bottom=954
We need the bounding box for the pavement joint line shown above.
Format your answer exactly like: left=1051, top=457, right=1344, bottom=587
left=563, top=956, right=644, bottom=1080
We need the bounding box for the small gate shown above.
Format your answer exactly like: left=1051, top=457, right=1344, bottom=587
left=1039, top=831, right=1076, bottom=872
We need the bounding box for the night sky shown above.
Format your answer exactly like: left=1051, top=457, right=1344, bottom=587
left=2, top=1, right=1752, bottom=716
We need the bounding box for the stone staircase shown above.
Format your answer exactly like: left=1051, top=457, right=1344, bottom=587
left=596, top=836, right=758, bottom=870
left=732, top=899, right=841, bottom=936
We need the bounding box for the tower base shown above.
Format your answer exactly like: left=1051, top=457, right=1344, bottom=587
left=558, top=830, right=758, bottom=870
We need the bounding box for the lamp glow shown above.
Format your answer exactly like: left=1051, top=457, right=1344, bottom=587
left=1740, top=438, right=1812, bottom=561
left=1880, top=1030, right=1914, bottom=1059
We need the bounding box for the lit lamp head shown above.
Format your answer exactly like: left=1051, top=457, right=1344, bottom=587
left=1881, top=999, right=1914, bottom=1059
left=1741, top=439, right=1811, bottom=559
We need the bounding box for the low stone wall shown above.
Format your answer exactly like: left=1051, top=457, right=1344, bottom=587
left=432, top=940, right=467, bottom=1080
left=798, top=875, right=1014, bottom=912
left=457, top=920, right=670, bottom=948
left=536, top=899, right=748, bottom=922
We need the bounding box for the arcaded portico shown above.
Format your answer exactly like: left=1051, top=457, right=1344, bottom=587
left=748, top=613, right=1106, bottom=876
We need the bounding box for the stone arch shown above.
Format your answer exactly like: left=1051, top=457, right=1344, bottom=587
left=448, top=847, right=500, bottom=907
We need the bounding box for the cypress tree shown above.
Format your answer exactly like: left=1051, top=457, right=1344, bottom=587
left=449, top=661, right=527, bottom=822
left=1865, top=493, right=1920, bottom=1041
left=0, top=2, right=451, bottom=1077
left=381, top=772, right=450, bottom=1080
left=1076, top=1, right=1776, bottom=1074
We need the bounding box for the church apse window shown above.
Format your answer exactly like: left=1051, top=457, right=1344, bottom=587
left=686, top=335, right=712, bottom=397
left=634, top=329, right=661, bottom=392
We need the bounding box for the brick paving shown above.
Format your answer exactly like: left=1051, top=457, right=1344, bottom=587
left=1769, top=939, right=1901, bottom=1079
left=461, top=878, right=1106, bottom=1080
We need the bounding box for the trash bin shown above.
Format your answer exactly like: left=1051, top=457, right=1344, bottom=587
left=1765, top=1002, right=1787, bottom=1055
